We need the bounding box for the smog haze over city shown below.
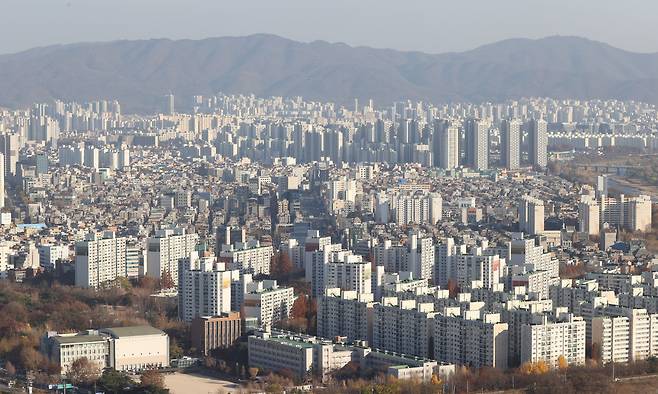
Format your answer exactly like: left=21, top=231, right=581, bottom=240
left=1, top=1, right=658, bottom=393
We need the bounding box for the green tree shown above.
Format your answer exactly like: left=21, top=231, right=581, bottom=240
left=98, top=369, right=136, bottom=393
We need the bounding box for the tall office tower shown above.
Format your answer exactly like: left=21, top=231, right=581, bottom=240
left=147, top=227, right=199, bottom=282
left=518, top=196, right=545, bottom=235
left=527, top=118, right=548, bottom=168
left=434, top=122, right=459, bottom=169
left=464, top=118, right=489, bottom=170
left=165, top=94, right=175, bottom=115
left=75, top=231, right=127, bottom=288
left=397, top=119, right=412, bottom=162
left=596, top=174, right=609, bottom=198
left=0, top=133, right=20, bottom=175
left=0, top=153, right=4, bottom=210
left=500, top=119, right=521, bottom=170
left=178, top=252, right=236, bottom=322
left=578, top=200, right=600, bottom=236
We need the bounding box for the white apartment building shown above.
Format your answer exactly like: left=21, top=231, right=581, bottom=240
left=317, top=288, right=374, bottom=344
left=600, top=194, right=652, bottom=232
left=75, top=231, right=127, bottom=288
left=585, top=272, right=641, bottom=293
left=435, top=238, right=465, bottom=288
left=528, top=118, right=548, bottom=168
left=518, top=196, right=544, bottom=236
left=178, top=252, right=238, bottom=322
left=500, top=119, right=521, bottom=170
left=372, top=298, right=436, bottom=359
left=230, top=272, right=253, bottom=312
left=219, top=239, right=273, bottom=275
left=147, top=227, right=198, bottom=282
left=38, top=243, right=69, bottom=270
left=305, top=240, right=343, bottom=298
left=125, top=240, right=143, bottom=278
left=510, top=268, right=556, bottom=300
left=578, top=199, right=600, bottom=236
left=549, top=280, right=600, bottom=312
left=509, top=236, right=558, bottom=278
left=465, top=118, right=489, bottom=170
left=591, top=306, right=658, bottom=363
left=501, top=299, right=554, bottom=366
left=324, top=251, right=372, bottom=295
left=0, top=242, right=10, bottom=279
left=591, top=315, right=631, bottom=363
left=243, top=280, right=295, bottom=330
left=520, top=314, right=586, bottom=367
left=392, top=192, right=442, bottom=226
left=434, top=307, right=509, bottom=369
left=455, top=248, right=503, bottom=290
left=373, top=233, right=434, bottom=281
left=381, top=272, right=430, bottom=296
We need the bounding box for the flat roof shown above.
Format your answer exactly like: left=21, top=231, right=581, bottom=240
left=102, top=325, right=165, bottom=338
left=53, top=335, right=106, bottom=344
left=259, top=336, right=314, bottom=349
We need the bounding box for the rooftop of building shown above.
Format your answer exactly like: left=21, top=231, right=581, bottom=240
left=101, top=325, right=165, bottom=338
left=52, top=334, right=106, bottom=344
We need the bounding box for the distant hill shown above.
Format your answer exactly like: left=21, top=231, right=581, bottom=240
left=1, top=34, right=658, bottom=113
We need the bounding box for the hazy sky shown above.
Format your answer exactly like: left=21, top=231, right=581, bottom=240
left=3, top=0, right=658, bottom=55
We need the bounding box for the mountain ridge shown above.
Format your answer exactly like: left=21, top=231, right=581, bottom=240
left=1, top=34, right=657, bottom=113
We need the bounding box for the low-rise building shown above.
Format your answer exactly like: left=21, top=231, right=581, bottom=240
left=100, top=326, right=170, bottom=371
left=41, top=331, right=109, bottom=374
left=247, top=330, right=454, bottom=382
left=41, top=325, right=169, bottom=374
left=191, top=312, right=243, bottom=355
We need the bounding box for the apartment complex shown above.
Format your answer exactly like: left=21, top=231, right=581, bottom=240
left=75, top=231, right=127, bottom=288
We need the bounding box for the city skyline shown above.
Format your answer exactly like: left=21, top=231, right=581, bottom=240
left=2, top=3, right=658, bottom=393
